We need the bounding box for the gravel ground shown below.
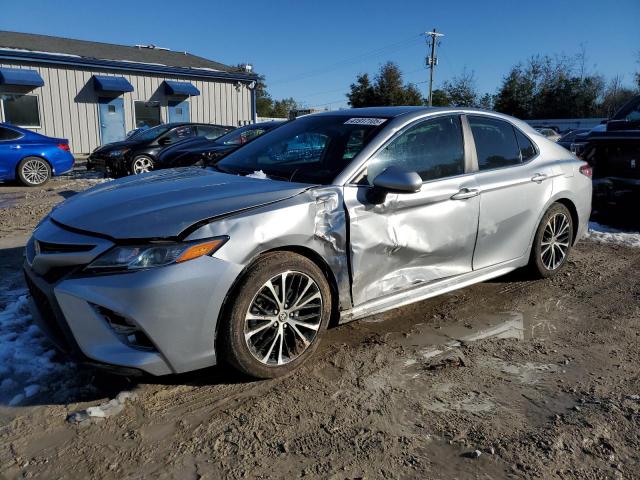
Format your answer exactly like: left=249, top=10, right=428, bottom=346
left=0, top=172, right=639, bottom=479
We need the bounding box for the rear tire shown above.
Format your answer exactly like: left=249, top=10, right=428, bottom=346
left=17, top=157, right=51, bottom=187
left=528, top=203, right=573, bottom=278
left=219, top=252, right=332, bottom=379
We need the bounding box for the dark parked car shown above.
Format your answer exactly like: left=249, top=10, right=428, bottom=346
left=557, top=128, right=590, bottom=151
left=88, top=122, right=233, bottom=177
left=0, top=123, right=74, bottom=186
left=157, top=121, right=284, bottom=168
left=581, top=95, right=640, bottom=222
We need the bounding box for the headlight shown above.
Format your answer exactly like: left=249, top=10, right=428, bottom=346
left=85, top=237, right=227, bottom=273
left=108, top=148, right=130, bottom=157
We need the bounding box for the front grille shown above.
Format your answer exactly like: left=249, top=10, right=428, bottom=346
left=24, top=274, right=71, bottom=353
left=37, top=241, right=95, bottom=254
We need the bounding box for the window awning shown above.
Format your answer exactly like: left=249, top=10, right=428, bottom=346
left=92, top=75, right=134, bottom=93
left=0, top=67, right=44, bottom=87
left=163, top=80, right=200, bottom=96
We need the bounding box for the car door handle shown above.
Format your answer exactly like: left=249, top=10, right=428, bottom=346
left=9, top=145, right=21, bottom=150
left=531, top=173, right=548, bottom=183
left=450, top=188, right=479, bottom=200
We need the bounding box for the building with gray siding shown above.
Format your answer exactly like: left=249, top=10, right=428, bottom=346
left=0, top=31, right=257, bottom=154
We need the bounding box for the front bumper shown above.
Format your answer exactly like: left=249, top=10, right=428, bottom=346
left=88, top=153, right=127, bottom=177
left=24, top=234, right=243, bottom=375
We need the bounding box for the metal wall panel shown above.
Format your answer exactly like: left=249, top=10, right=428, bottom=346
left=0, top=61, right=253, bottom=153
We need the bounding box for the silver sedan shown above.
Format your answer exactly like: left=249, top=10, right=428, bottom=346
left=24, top=107, right=592, bottom=378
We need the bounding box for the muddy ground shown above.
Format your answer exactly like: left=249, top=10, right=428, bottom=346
left=0, top=171, right=639, bottom=479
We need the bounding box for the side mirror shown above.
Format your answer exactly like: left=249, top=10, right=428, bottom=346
left=367, top=166, right=422, bottom=204
left=372, top=166, right=422, bottom=193
left=159, top=137, right=172, bottom=146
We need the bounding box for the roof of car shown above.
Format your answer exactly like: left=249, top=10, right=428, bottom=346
left=310, top=106, right=516, bottom=118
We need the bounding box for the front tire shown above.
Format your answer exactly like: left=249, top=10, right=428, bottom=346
left=17, top=157, right=51, bottom=187
left=130, top=155, right=154, bottom=175
left=528, top=203, right=573, bottom=278
left=220, top=252, right=332, bottom=379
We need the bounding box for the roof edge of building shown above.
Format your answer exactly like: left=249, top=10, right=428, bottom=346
left=0, top=49, right=257, bottom=83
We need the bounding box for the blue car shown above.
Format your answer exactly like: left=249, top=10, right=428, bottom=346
left=0, top=123, right=75, bottom=186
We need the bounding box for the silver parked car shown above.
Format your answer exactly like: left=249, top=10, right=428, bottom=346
left=24, top=107, right=592, bottom=378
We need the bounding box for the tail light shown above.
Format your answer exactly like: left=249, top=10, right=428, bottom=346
left=579, top=163, right=592, bottom=178
left=57, top=143, right=70, bottom=151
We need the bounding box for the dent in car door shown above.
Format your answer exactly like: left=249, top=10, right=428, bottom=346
left=344, top=180, right=480, bottom=306
left=343, top=114, right=480, bottom=306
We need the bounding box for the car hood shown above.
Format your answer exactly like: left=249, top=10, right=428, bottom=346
left=50, top=168, right=311, bottom=239
left=93, top=139, right=140, bottom=153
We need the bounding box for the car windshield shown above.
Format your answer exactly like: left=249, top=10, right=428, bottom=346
left=129, top=124, right=172, bottom=142
left=216, top=115, right=387, bottom=183
left=216, top=124, right=272, bottom=146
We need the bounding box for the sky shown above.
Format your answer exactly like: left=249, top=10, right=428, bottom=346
left=2, top=0, right=639, bottom=110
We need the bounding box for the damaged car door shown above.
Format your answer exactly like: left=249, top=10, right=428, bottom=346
left=344, top=115, right=480, bottom=306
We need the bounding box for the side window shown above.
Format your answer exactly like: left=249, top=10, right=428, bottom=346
left=469, top=116, right=521, bottom=170
left=0, top=126, right=22, bottom=141
left=515, top=129, right=537, bottom=161
left=164, top=125, right=195, bottom=142
left=366, top=115, right=465, bottom=183
left=198, top=125, right=227, bottom=140
left=239, top=128, right=265, bottom=144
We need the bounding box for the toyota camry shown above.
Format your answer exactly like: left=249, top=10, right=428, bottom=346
left=24, top=107, right=592, bottom=378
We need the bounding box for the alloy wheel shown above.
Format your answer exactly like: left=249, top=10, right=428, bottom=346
left=244, top=271, right=323, bottom=366
left=22, top=159, right=49, bottom=185
left=132, top=157, right=153, bottom=174
left=540, top=212, right=570, bottom=270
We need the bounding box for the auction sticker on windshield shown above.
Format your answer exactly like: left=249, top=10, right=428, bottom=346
left=344, top=118, right=387, bottom=126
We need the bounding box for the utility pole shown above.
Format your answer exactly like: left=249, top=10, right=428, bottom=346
left=425, top=28, right=444, bottom=106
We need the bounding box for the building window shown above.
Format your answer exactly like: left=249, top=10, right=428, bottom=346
left=2, top=95, right=41, bottom=128
left=134, top=101, right=161, bottom=128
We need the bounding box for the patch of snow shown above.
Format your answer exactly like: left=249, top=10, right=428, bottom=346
left=0, top=47, right=82, bottom=58
left=246, top=170, right=268, bottom=179
left=586, top=222, right=640, bottom=248
left=114, top=59, right=168, bottom=67
left=190, top=66, right=222, bottom=72
left=0, top=284, right=76, bottom=406
left=67, top=390, right=137, bottom=424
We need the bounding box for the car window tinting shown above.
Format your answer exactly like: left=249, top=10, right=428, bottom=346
left=0, top=126, right=22, bottom=141
left=164, top=126, right=195, bottom=142
left=217, top=116, right=386, bottom=184
left=130, top=125, right=172, bottom=142
left=514, top=129, right=536, bottom=161
left=469, top=116, right=522, bottom=170
left=198, top=125, right=228, bottom=140
left=366, top=115, right=465, bottom=183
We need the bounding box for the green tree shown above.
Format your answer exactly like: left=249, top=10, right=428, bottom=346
left=493, top=63, right=536, bottom=118
left=271, top=98, right=298, bottom=118
left=430, top=89, right=449, bottom=106
left=347, top=62, right=424, bottom=107
left=495, top=54, right=608, bottom=119
left=254, top=74, right=274, bottom=117
left=347, top=73, right=376, bottom=108
left=441, top=69, right=478, bottom=107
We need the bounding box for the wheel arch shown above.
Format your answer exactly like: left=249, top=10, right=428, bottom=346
left=214, top=245, right=342, bottom=348
left=554, top=197, right=580, bottom=245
